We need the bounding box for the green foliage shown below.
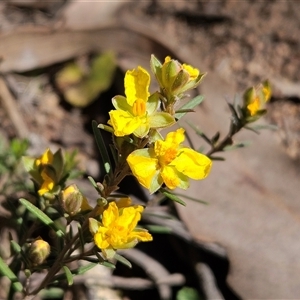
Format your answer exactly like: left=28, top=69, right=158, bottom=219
left=0, top=53, right=271, bottom=300
left=0, top=136, right=29, bottom=195
left=176, top=287, right=202, bottom=300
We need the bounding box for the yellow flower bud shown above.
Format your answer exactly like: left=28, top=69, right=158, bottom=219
left=35, top=148, right=54, bottom=167
left=28, top=239, right=50, bottom=266
left=150, top=54, right=205, bottom=99
left=243, top=81, right=271, bottom=120
left=60, top=184, right=91, bottom=216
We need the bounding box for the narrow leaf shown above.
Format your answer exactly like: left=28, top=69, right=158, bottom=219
left=10, top=240, right=21, bottom=254
left=52, top=263, right=97, bottom=282
left=76, top=262, right=98, bottom=275
left=174, top=95, right=204, bottom=119
left=144, top=225, right=172, bottom=234
left=0, top=257, right=23, bottom=292
left=209, top=156, right=226, bottom=161
left=160, top=188, right=186, bottom=206
left=38, top=288, right=64, bottom=298
left=223, top=141, right=251, bottom=151
left=171, top=192, right=208, bottom=205
left=63, top=266, right=73, bottom=286
left=114, top=253, right=132, bottom=268
left=100, top=261, right=116, bottom=269
left=186, top=121, right=212, bottom=146
left=92, top=120, right=112, bottom=175
left=19, top=198, right=64, bottom=238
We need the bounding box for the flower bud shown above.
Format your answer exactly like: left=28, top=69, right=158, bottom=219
left=243, top=80, right=271, bottom=121
left=60, top=184, right=85, bottom=216
left=150, top=55, right=205, bottom=99
left=28, top=239, right=50, bottom=266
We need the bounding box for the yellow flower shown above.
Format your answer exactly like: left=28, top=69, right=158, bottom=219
left=95, top=196, right=132, bottom=216
left=108, top=66, right=175, bottom=138
left=127, top=128, right=212, bottom=193
left=35, top=148, right=53, bottom=166
left=38, top=168, right=56, bottom=196
left=90, top=202, right=152, bottom=250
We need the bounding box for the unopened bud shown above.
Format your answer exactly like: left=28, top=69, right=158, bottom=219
left=60, top=184, right=84, bottom=216
left=28, top=239, right=50, bottom=266
left=150, top=55, right=204, bottom=100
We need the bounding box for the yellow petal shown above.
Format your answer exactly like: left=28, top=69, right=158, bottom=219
left=182, top=64, right=199, bottom=80
left=102, top=202, right=119, bottom=227
left=38, top=169, right=55, bottom=196
left=94, top=227, right=110, bottom=249
left=130, top=230, right=153, bottom=242
left=109, top=110, right=141, bottom=136
left=247, top=97, right=260, bottom=116
left=165, top=128, right=185, bottom=146
left=127, top=151, right=159, bottom=189
left=173, top=148, right=212, bottom=180
left=160, top=165, right=180, bottom=189
left=81, top=197, right=93, bottom=211
left=118, top=205, right=143, bottom=232
left=36, top=148, right=53, bottom=166
left=125, top=66, right=150, bottom=106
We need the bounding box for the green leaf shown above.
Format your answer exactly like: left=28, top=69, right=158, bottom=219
left=21, top=156, right=35, bottom=173
left=114, top=253, right=132, bottom=268
left=63, top=266, right=74, bottom=286
left=211, top=131, right=220, bottom=145
left=176, top=287, right=201, bottom=300
left=160, top=188, right=186, bottom=206
left=171, top=192, right=208, bottom=205
left=76, top=262, right=98, bottom=275
left=100, top=261, right=116, bottom=269
left=245, top=124, right=278, bottom=132
left=88, top=218, right=100, bottom=236
left=38, top=287, right=64, bottom=299
left=209, top=156, right=225, bottom=161
left=149, top=112, right=175, bottom=128
left=223, top=141, right=251, bottom=151
left=19, top=198, right=64, bottom=238
left=174, top=95, right=204, bottom=119
left=92, top=120, right=112, bottom=175
left=0, top=256, right=23, bottom=292
left=52, top=263, right=98, bottom=282
left=10, top=240, right=21, bottom=254
left=186, top=121, right=212, bottom=146
left=144, top=225, right=172, bottom=234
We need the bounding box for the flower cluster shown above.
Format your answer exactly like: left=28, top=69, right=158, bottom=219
left=107, top=55, right=212, bottom=194
left=3, top=54, right=271, bottom=299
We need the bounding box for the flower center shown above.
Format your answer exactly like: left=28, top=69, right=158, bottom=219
left=132, top=98, right=146, bottom=116
left=159, top=148, right=178, bottom=166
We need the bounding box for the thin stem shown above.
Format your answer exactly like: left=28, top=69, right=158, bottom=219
left=206, top=120, right=244, bottom=157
